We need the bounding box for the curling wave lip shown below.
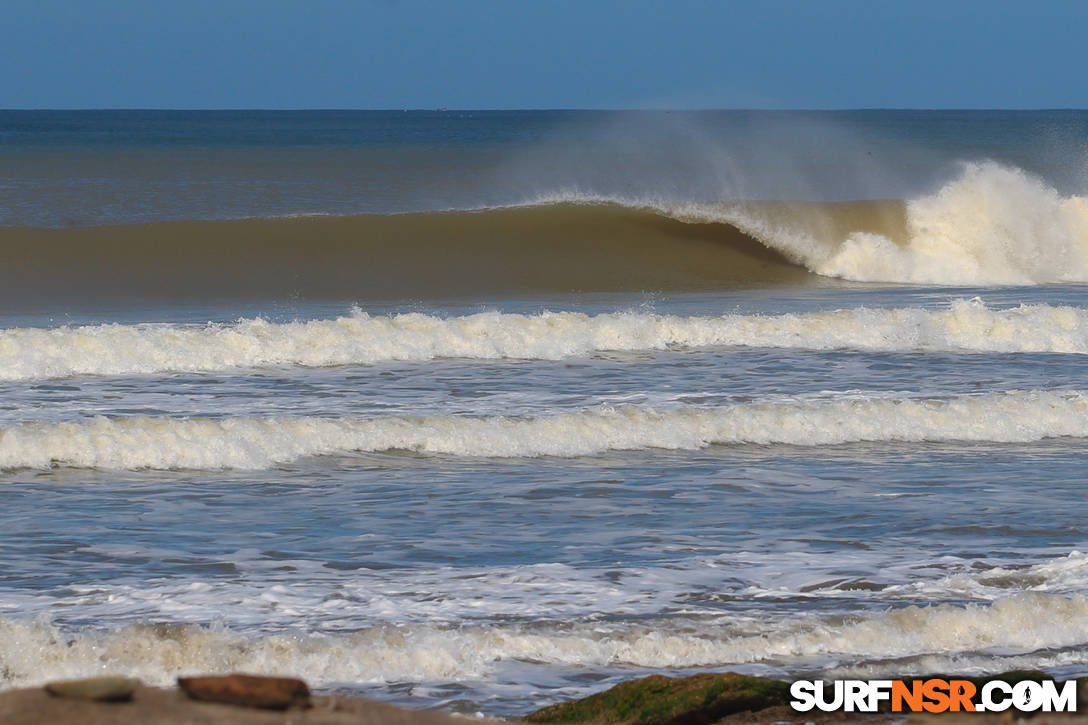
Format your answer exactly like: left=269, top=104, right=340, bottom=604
left=3, top=162, right=1085, bottom=305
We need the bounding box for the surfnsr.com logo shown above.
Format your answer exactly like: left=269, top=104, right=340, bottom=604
left=790, top=679, right=1078, bottom=713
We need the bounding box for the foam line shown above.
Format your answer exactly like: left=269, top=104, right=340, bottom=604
left=4, top=299, right=1088, bottom=381
left=2, top=390, right=1085, bottom=470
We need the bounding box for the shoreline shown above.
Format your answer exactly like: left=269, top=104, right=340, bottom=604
left=6, top=670, right=1088, bottom=725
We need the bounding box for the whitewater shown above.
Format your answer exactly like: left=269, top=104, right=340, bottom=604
left=5, top=110, right=1088, bottom=717
left=5, top=298, right=1088, bottom=381
left=5, top=590, right=1088, bottom=689
left=2, top=390, right=1087, bottom=470
left=532, top=161, right=1088, bottom=286
left=736, top=162, right=1088, bottom=285
left=7, top=549, right=1088, bottom=694
left=4, top=163, right=1088, bottom=306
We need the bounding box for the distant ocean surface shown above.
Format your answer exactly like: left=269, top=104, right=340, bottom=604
left=2, top=110, right=1088, bottom=718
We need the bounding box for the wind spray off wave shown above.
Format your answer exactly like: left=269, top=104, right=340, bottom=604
left=9, top=110, right=1088, bottom=717
left=613, top=161, right=1088, bottom=285
left=4, top=163, right=1087, bottom=303
left=480, top=161, right=1088, bottom=285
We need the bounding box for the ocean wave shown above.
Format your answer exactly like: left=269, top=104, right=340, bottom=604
left=4, top=592, right=1087, bottom=689
left=5, top=299, right=1088, bottom=381
left=807, top=162, right=1088, bottom=285
left=3, top=162, right=1085, bottom=302
left=2, top=390, right=1086, bottom=470
left=539, top=161, right=1088, bottom=285
left=0, top=199, right=807, bottom=304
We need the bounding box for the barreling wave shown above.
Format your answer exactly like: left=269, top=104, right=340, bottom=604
left=4, top=591, right=1088, bottom=689
left=2, top=391, right=1086, bottom=470
left=5, top=299, right=1088, bottom=382
left=3, top=162, right=1085, bottom=302
left=565, top=161, right=1088, bottom=285
left=0, top=198, right=809, bottom=304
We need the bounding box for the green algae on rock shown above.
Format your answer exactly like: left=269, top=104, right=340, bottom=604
left=524, top=672, right=791, bottom=725
left=525, top=670, right=1088, bottom=724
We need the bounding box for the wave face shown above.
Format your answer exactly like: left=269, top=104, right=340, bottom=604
left=663, top=162, right=1088, bottom=286
left=2, top=390, right=1086, bottom=470
left=6, top=299, right=1088, bottom=382
left=0, top=202, right=808, bottom=305
left=2, top=162, right=1086, bottom=301
left=5, top=591, right=1088, bottom=689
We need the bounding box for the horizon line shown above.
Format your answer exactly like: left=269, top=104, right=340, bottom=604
left=2, top=107, right=1087, bottom=113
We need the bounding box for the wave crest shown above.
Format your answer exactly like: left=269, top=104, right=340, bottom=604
left=810, top=163, right=1088, bottom=284
left=5, top=591, right=1088, bottom=690
left=4, top=162, right=1085, bottom=302
left=5, top=299, right=1088, bottom=382
left=2, top=390, right=1086, bottom=470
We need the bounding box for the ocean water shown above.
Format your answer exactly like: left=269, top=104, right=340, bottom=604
left=2, top=110, right=1088, bottom=718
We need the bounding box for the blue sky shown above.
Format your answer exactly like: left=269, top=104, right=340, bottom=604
left=3, top=0, right=1086, bottom=109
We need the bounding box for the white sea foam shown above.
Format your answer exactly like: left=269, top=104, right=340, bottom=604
left=4, top=592, right=1087, bottom=690
left=5, top=552, right=1088, bottom=693
left=725, top=162, right=1088, bottom=285
left=814, top=164, right=1088, bottom=284
left=5, top=553, right=1085, bottom=644
left=2, top=390, right=1086, bottom=470
left=884, top=550, right=1088, bottom=600
left=4, top=299, right=1088, bottom=382
left=545, top=162, right=1088, bottom=286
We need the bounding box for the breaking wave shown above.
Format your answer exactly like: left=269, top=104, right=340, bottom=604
left=2, top=390, right=1086, bottom=470
left=810, top=162, right=1088, bottom=284
left=6, top=299, right=1088, bottom=382
left=4, top=591, right=1088, bottom=689
left=2, top=162, right=1086, bottom=302
left=619, top=161, right=1088, bottom=285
